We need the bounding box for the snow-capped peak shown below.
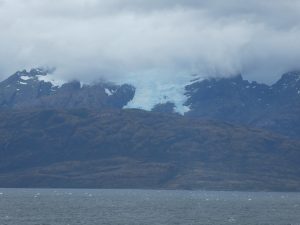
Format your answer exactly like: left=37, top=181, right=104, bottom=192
left=36, top=74, right=64, bottom=88
left=15, top=68, right=65, bottom=88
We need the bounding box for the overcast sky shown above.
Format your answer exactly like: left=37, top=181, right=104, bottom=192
left=0, top=0, right=300, bottom=84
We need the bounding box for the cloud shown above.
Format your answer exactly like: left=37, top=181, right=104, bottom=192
left=0, top=0, right=300, bottom=110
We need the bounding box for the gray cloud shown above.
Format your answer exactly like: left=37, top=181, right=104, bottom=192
left=0, top=0, right=300, bottom=85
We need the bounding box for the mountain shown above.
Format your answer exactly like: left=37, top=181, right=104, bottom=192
left=0, top=109, right=300, bottom=191
left=184, top=71, right=300, bottom=138
left=0, top=68, right=135, bottom=110
left=0, top=68, right=300, bottom=190
left=1, top=68, right=300, bottom=139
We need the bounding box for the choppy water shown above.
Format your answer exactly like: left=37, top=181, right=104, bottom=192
left=0, top=189, right=300, bottom=225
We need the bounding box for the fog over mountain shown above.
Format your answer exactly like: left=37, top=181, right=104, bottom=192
left=1, top=0, right=300, bottom=111
left=1, top=1, right=300, bottom=191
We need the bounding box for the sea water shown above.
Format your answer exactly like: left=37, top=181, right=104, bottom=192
left=0, top=188, right=299, bottom=225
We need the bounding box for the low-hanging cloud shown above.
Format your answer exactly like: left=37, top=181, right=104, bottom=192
left=0, top=0, right=300, bottom=85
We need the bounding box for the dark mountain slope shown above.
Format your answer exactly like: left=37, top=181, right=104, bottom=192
left=184, top=71, right=300, bottom=137
left=0, top=109, right=299, bottom=191
left=0, top=68, right=135, bottom=110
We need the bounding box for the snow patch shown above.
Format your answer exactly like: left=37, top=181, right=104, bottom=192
left=37, top=74, right=65, bottom=87
left=105, top=88, right=115, bottom=96
left=19, top=81, right=27, bottom=85
left=20, top=75, right=32, bottom=81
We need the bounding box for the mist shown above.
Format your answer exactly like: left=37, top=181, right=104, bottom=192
left=0, top=0, right=300, bottom=111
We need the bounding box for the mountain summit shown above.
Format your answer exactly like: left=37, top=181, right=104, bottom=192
left=184, top=72, right=300, bottom=137
left=0, top=68, right=135, bottom=110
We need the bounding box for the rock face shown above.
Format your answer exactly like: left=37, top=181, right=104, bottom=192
left=184, top=71, right=300, bottom=137
left=152, top=102, right=176, bottom=113
left=0, top=109, right=300, bottom=191
left=0, top=68, right=135, bottom=110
